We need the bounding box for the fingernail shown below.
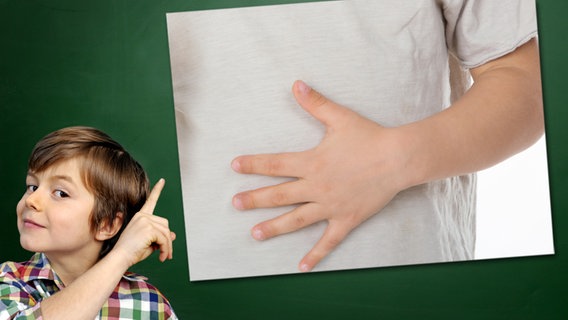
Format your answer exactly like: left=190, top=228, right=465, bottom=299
left=299, top=263, right=311, bottom=272
left=297, top=80, right=311, bottom=96
left=231, top=159, right=241, bottom=172
left=252, top=228, right=265, bottom=241
left=233, top=196, right=244, bottom=210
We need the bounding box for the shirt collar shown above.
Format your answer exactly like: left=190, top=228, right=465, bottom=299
left=18, top=253, right=59, bottom=284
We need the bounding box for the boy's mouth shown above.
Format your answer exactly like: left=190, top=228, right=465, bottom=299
left=23, top=218, right=45, bottom=229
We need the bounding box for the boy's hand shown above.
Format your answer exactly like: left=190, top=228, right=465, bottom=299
left=114, top=179, right=176, bottom=268
left=231, top=81, right=410, bottom=272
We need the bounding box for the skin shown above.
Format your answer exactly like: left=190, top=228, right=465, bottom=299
left=16, top=158, right=175, bottom=320
left=231, top=38, right=543, bottom=272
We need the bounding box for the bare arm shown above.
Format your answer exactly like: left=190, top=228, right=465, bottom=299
left=39, top=179, right=175, bottom=320
left=401, top=38, right=543, bottom=187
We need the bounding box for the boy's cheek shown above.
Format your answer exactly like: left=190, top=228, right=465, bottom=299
left=16, top=196, right=27, bottom=215
left=15, top=197, right=30, bottom=228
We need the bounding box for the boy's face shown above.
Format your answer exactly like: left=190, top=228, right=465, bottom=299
left=16, top=158, right=101, bottom=259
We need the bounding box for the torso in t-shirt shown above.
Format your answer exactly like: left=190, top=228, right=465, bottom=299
left=168, top=0, right=538, bottom=279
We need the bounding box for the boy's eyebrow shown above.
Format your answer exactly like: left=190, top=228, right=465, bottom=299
left=49, top=174, right=76, bottom=186
left=50, top=175, right=76, bottom=185
left=26, top=172, right=76, bottom=185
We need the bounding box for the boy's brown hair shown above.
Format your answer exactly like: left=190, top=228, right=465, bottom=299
left=27, top=126, right=149, bottom=257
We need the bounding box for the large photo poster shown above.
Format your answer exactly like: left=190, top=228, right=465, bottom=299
left=167, top=0, right=552, bottom=281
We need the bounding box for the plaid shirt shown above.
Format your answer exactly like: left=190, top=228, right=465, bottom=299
left=0, top=253, right=178, bottom=320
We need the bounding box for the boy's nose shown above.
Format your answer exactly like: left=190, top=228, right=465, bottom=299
left=25, top=190, right=42, bottom=211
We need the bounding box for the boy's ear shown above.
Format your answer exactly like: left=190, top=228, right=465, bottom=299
left=95, top=212, right=124, bottom=241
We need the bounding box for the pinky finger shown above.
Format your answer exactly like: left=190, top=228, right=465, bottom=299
left=168, top=231, right=177, bottom=260
left=298, top=222, right=351, bottom=272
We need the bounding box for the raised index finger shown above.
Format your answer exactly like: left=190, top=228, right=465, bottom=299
left=140, top=178, right=165, bottom=215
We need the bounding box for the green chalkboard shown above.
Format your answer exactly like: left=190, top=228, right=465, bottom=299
left=1, top=0, right=566, bottom=318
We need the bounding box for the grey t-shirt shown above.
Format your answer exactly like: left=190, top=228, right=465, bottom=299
left=167, top=0, right=538, bottom=280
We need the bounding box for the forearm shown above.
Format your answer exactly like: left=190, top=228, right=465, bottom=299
left=400, top=39, right=543, bottom=188
left=39, top=252, right=128, bottom=320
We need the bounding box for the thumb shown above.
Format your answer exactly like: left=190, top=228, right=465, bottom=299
left=292, top=80, right=350, bottom=129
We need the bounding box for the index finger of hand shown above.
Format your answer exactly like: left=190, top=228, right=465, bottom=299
left=140, top=178, right=165, bottom=215
left=231, top=152, right=306, bottom=178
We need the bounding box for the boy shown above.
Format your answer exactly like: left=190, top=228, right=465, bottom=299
left=0, top=126, right=177, bottom=319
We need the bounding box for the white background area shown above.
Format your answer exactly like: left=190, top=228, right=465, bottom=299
left=475, top=136, right=554, bottom=260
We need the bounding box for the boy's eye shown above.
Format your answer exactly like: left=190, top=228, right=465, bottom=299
left=26, top=185, right=38, bottom=193
left=54, top=190, right=69, bottom=198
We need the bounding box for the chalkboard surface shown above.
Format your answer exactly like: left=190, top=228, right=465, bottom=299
left=1, top=1, right=566, bottom=318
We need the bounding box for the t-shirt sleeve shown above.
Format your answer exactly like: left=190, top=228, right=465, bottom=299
left=442, top=0, right=538, bottom=69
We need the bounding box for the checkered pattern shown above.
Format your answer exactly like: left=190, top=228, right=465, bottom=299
left=0, top=253, right=177, bottom=319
